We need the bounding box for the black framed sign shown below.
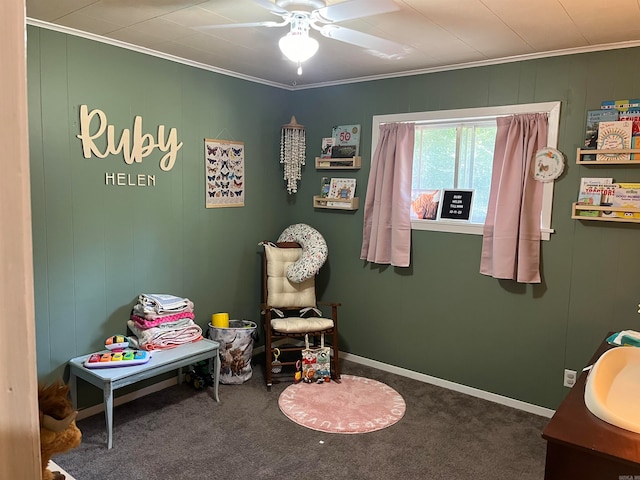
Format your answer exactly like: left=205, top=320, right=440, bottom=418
left=439, top=189, right=474, bottom=221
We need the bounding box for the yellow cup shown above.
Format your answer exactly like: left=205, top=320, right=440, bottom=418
left=211, top=312, right=229, bottom=328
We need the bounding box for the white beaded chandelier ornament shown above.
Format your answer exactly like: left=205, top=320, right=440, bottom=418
left=280, top=115, right=306, bottom=194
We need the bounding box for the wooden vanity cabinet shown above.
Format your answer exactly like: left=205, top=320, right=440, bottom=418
left=542, top=335, right=640, bottom=479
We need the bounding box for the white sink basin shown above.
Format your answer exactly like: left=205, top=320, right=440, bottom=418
left=584, top=346, right=640, bottom=434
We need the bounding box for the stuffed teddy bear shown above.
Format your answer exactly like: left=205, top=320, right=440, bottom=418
left=38, top=382, right=82, bottom=480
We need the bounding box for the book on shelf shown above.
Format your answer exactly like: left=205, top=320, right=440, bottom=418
left=327, top=178, right=356, bottom=207
left=330, top=145, right=357, bottom=158
left=605, top=183, right=640, bottom=219
left=320, top=177, right=330, bottom=198
left=576, top=193, right=602, bottom=216
left=600, top=99, right=640, bottom=112
left=579, top=177, right=613, bottom=199
left=328, top=160, right=356, bottom=167
left=331, top=124, right=361, bottom=158
left=577, top=178, right=613, bottom=217
left=320, top=137, right=334, bottom=159
left=618, top=112, right=640, bottom=160
left=596, top=120, right=632, bottom=162
left=583, top=109, right=619, bottom=160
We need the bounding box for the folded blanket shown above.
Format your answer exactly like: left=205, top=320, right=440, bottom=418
left=127, top=320, right=203, bottom=351
left=133, top=299, right=193, bottom=320
left=137, top=294, right=194, bottom=315
left=130, top=311, right=195, bottom=329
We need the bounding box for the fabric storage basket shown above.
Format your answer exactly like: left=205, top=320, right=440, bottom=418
left=208, top=320, right=257, bottom=384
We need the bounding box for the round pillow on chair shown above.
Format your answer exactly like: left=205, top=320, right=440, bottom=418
left=277, top=223, right=328, bottom=283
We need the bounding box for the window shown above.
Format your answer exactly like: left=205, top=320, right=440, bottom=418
left=413, top=120, right=495, bottom=224
left=371, top=102, right=561, bottom=240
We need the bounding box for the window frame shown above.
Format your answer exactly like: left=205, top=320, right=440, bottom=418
left=371, top=102, right=561, bottom=241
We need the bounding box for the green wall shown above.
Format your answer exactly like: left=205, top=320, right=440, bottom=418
left=28, top=25, right=640, bottom=410
left=27, top=27, right=292, bottom=383
left=286, top=49, right=640, bottom=410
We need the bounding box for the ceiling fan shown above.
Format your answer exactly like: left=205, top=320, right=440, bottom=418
left=200, top=0, right=411, bottom=75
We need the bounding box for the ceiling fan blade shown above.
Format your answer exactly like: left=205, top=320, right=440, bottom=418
left=251, top=0, right=290, bottom=16
left=198, top=20, right=286, bottom=30
left=314, top=0, right=399, bottom=23
left=319, top=25, right=411, bottom=58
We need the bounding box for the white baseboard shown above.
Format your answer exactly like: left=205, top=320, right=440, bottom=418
left=341, top=352, right=555, bottom=418
left=76, top=378, right=177, bottom=421
left=76, top=340, right=285, bottom=421
left=76, top=348, right=554, bottom=421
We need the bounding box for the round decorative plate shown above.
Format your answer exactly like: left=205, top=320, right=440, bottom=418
left=533, top=147, right=564, bottom=182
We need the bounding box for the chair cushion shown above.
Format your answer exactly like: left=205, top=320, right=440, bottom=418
left=271, top=316, right=334, bottom=333
left=265, top=244, right=316, bottom=307
left=277, top=223, right=328, bottom=283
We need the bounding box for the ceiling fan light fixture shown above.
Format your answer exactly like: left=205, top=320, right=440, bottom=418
left=278, top=31, right=319, bottom=63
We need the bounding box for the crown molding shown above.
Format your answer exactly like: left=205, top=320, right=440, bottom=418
left=27, top=18, right=640, bottom=92
left=26, top=18, right=290, bottom=90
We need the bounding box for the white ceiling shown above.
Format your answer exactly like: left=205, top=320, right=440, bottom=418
left=26, top=0, right=640, bottom=90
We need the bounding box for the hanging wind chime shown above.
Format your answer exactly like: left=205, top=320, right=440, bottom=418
left=280, top=115, right=306, bottom=194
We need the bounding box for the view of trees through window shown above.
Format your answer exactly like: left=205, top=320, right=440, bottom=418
left=411, top=121, right=496, bottom=224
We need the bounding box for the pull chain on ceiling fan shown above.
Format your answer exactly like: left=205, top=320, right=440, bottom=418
left=198, top=0, right=411, bottom=76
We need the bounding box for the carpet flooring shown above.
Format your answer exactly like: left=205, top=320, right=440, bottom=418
left=54, top=358, right=549, bottom=480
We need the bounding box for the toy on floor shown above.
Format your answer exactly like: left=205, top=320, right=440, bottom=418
left=271, top=348, right=282, bottom=373
left=294, top=360, right=302, bottom=383
left=184, top=360, right=216, bottom=390
left=302, top=367, right=315, bottom=383
left=39, top=381, right=82, bottom=480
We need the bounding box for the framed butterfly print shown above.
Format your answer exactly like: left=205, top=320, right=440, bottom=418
left=205, top=138, right=245, bottom=208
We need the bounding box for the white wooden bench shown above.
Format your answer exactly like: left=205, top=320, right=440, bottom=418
left=68, top=339, right=220, bottom=449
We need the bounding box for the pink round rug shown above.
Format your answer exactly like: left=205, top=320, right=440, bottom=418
left=278, top=375, right=406, bottom=434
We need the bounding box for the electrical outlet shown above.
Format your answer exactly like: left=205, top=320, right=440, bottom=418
left=563, top=369, right=577, bottom=388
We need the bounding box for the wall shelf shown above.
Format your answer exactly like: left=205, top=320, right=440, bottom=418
left=576, top=147, right=640, bottom=164
left=313, top=195, right=359, bottom=210
left=315, top=156, right=361, bottom=169
left=574, top=147, right=640, bottom=224
left=572, top=203, right=640, bottom=223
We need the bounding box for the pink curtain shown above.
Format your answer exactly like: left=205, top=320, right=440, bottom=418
left=480, top=113, right=548, bottom=283
left=360, top=122, right=415, bottom=267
